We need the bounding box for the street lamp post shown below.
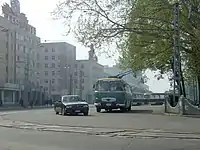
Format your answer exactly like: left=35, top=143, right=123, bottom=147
left=79, top=70, right=84, bottom=99
left=49, top=79, right=52, bottom=101
left=171, top=1, right=196, bottom=103
left=172, top=3, right=181, bottom=104
left=23, top=44, right=43, bottom=107
left=69, top=74, right=73, bottom=95
left=64, top=66, right=73, bottom=95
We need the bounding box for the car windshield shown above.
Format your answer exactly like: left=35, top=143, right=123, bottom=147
left=95, top=80, right=124, bottom=91
left=62, top=96, right=82, bottom=103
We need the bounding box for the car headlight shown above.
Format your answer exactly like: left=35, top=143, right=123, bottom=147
left=83, top=105, right=88, bottom=108
left=66, top=105, right=72, bottom=108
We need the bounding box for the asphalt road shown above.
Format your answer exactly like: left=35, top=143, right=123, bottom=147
left=0, top=105, right=199, bottom=150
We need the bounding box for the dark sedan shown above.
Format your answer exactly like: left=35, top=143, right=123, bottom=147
left=54, top=95, right=89, bottom=116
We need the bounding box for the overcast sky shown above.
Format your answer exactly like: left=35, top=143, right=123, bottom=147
left=0, top=0, right=171, bottom=92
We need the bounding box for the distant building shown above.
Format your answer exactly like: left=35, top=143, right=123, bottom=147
left=35, top=42, right=76, bottom=101
left=74, top=59, right=104, bottom=103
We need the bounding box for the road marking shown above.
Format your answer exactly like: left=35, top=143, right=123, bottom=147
left=0, top=118, right=199, bottom=140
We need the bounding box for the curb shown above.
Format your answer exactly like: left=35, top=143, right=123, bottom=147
left=0, top=106, right=53, bottom=112
left=164, top=113, right=200, bottom=118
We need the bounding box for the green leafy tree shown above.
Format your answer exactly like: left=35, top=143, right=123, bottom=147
left=52, top=0, right=200, bottom=79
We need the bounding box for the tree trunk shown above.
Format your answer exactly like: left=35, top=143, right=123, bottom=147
left=197, top=76, right=200, bottom=107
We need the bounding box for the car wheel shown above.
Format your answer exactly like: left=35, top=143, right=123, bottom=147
left=56, top=111, right=59, bottom=115
left=83, top=111, right=89, bottom=116
left=96, top=107, right=101, bottom=112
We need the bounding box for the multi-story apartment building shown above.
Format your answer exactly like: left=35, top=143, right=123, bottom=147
left=35, top=42, right=76, bottom=101
left=0, top=30, right=7, bottom=86
left=0, top=0, right=41, bottom=105
left=74, top=59, right=104, bottom=103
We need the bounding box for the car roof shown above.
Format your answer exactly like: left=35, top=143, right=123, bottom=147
left=98, top=78, right=121, bottom=81
left=62, top=95, right=80, bottom=98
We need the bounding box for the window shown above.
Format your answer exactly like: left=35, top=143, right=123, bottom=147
left=17, top=44, right=20, bottom=51
left=52, top=86, right=55, bottom=91
left=37, top=63, right=40, bottom=68
left=95, top=80, right=124, bottom=91
left=80, top=71, right=84, bottom=76
left=17, top=56, right=19, bottom=61
left=82, top=79, right=84, bottom=83
left=74, top=72, right=77, bottom=76
left=58, top=56, right=61, bottom=60
left=52, top=71, right=55, bottom=76
left=52, top=79, right=55, bottom=84
left=52, top=63, right=55, bottom=68
left=11, top=43, right=13, bottom=51
left=45, top=48, right=48, bottom=52
left=52, top=56, right=55, bottom=60
left=44, top=80, right=48, bottom=83
left=45, top=56, right=48, bottom=60
left=23, top=45, right=26, bottom=53
left=45, top=64, right=48, bottom=68
left=45, top=71, right=48, bottom=76
left=45, top=87, right=48, bottom=91
left=74, top=79, right=77, bottom=84
left=52, top=48, right=55, bottom=52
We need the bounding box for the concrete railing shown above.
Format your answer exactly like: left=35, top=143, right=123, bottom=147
left=165, top=95, right=200, bottom=116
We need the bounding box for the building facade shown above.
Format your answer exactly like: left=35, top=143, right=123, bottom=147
left=0, top=0, right=41, bottom=105
left=35, top=42, right=76, bottom=101
left=74, top=60, right=104, bottom=103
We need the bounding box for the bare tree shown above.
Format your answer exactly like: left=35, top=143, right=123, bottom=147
left=52, top=0, right=136, bottom=49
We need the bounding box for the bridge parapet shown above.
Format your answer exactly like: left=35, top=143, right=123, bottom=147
left=132, top=92, right=166, bottom=105
left=165, top=95, right=200, bottom=116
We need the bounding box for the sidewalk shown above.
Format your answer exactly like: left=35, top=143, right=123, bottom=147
left=0, top=105, right=52, bottom=111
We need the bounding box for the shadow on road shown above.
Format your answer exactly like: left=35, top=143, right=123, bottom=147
left=101, top=109, right=154, bottom=114
left=64, top=113, right=95, bottom=117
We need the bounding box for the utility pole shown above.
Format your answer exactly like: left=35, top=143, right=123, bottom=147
left=79, top=70, right=82, bottom=99
left=49, top=79, right=52, bottom=100
left=13, top=31, right=17, bottom=84
left=173, top=3, right=181, bottom=103
left=23, top=48, right=30, bottom=107
left=69, top=73, right=73, bottom=95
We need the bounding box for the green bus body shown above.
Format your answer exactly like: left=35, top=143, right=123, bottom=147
left=93, top=78, right=132, bottom=112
